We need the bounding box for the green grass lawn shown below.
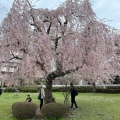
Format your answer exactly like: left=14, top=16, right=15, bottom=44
left=0, top=92, right=120, bottom=120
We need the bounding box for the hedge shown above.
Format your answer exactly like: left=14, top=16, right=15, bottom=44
left=4, top=85, right=120, bottom=93
left=4, top=86, right=40, bottom=93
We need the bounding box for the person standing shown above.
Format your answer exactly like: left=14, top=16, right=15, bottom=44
left=0, top=87, right=2, bottom=96
left=39, top=85, right=45, bottom=110
left=70, top=82, right=78, bottom=109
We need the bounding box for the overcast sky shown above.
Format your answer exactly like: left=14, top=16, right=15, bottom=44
left=0, top=0, right=120, bottom=29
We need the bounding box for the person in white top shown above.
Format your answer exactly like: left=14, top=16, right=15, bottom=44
left=39, top=85, right=46, bottom=110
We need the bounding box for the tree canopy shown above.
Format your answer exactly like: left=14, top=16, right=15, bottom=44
left=0, top=0, right=120, bottom=103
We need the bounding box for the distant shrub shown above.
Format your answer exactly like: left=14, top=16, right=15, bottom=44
left=12, top=102, right=37, bottom=119
left=41, top=103, right=67, bottom=119
left=97, top=89, right=120, bottom=93
left=5, top=86, right=39, bottom=93
left=4, top=87, right=15, bottom=92
left=52, top=86, right=93, bottom=92
left=4, top=85, right=120, bottom=93
left=18, top=86, right=37, bottom=93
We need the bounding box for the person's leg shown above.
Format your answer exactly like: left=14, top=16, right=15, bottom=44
left=40, top=99, right=43, bottom=110
left=71, top=97, right=75, bottom=108
left=74, top=97, right=78, bottom=108
left=70, top=102, right=73, bottom=108
left=70, top=96, right=74, bottom=108
left=74, top=101, right=78, bottom=108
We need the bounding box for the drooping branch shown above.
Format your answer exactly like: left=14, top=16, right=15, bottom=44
left=26, top=0, right=42, bottom=32
left=28, top=11, right=42, bottom=32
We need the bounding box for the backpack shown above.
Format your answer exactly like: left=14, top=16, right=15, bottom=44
left=74, top=89, right=78, bottom=96
left=38, top=93, right=41, bottom=100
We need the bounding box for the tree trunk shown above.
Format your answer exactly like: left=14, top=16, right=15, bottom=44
left=92, top=82, right=96, bottom=93
left=44, top=79, right=55, bottom=104
left=43, top=68, right=79, bottom=104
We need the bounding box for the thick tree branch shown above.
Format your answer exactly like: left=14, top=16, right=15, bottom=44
left=47, top=67, right=79, bottom=80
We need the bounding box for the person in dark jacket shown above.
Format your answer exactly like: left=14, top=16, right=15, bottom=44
left=70, top=82, right=78, bottom=109
left=26, top=94, right=32, bottom=102
left=0, top=87, right=2, bottom=96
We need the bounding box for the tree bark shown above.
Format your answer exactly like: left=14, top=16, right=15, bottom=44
left=44, top=79, right=54, bottom=104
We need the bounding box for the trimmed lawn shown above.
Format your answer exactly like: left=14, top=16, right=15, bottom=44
left=0, top=92, right=120, bottom=120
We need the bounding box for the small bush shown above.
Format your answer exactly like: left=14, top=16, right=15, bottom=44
left=41, top=103, right=67, bottom=119
left=12, top=102, right=37, bottom=119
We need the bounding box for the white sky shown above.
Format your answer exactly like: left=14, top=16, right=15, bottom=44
left=0, top=0, right=120, bottom=29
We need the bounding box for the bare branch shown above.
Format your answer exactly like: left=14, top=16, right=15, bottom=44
left=9, top=53, right=22, bottom=60
left=36, top=61, right=45, bottom=71
left=47, top=22, right=52, bottom=34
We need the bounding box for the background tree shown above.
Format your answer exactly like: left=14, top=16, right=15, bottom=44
left=0, top=0, right=119, bottom=103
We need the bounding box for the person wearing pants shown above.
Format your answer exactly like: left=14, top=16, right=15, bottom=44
left=0, top=87, right=2, bottom=96
left=70, top=83, right=78, bottom=109
left=40, top=85, right=45, bottom=110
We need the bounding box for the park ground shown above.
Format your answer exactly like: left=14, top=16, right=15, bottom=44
left=0, top=92, right=120, bottom=120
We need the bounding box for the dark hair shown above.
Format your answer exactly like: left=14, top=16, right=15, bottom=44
left=27, top=94, right=30, bottom=96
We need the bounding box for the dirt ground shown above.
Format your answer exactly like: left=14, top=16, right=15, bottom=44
left=28, top=107, right=43, bottom=120
left=34, top=107, right=43, bottom=120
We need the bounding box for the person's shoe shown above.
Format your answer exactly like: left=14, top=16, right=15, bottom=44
left=69, top=107, right=74, bottom=109
left=75, top=107, right=79, bottom=110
